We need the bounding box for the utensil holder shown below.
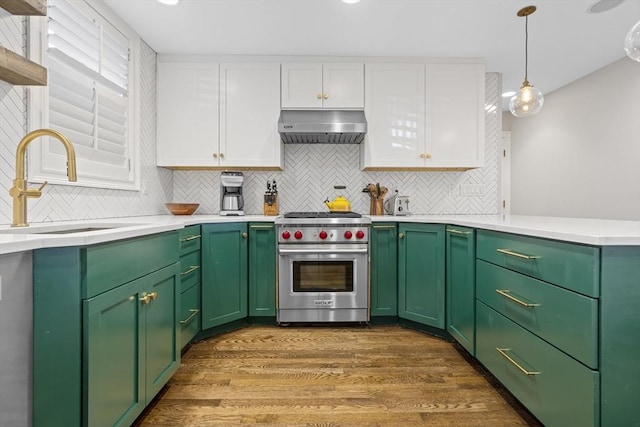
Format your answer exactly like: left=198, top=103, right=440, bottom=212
left=370, top=198, right=384, bottom=216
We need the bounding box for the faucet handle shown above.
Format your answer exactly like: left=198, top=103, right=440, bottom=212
left=37, top=181, right=48, bottom=191
left=24, top=181, right=48, bottom=198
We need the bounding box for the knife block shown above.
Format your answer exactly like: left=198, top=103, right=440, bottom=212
left=263, top=194, right=279, bottom=216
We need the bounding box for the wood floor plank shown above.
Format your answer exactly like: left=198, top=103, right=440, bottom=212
left=133, top=325, right=541, bottom=426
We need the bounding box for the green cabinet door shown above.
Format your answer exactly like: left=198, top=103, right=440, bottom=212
left=445, top=225, right=476, bottom=355
left=398, top=223, right=445, bottom=328
left=201, top=223, right=248, bottom=329
left=370, top=223, right=398, bottom=317
left=84, top=263, right=180, bottom=427
left=248, top=222, right=277, bottom=317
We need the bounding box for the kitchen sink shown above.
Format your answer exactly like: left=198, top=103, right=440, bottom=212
left=0, top=223, right=147, bottom=235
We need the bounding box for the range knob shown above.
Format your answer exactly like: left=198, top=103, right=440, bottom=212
left=294, top=230, right=303, bottom=240
left=344, top=230, right=353, bottom=239
left=356, top=230, right=365, bottom=239
left=319, top=230, right=328, bottom=239
left=282, top=230, right=291, bottom=240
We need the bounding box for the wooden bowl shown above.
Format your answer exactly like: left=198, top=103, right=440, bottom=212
left=165, top=203, right=199, bottom=215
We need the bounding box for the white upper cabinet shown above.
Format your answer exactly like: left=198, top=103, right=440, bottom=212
left=361, top=61, right=485, bottom=170
left=361, top=63, right=426, bottom=168
left=157, top=59, right=282, bottom=169
left=281, top=63, right=364, bottom=109
left=425, top=63, right=485, bottom=169
left=157, top=61, right=219, bottom=167
left=219, top=63, right=282, bottom=168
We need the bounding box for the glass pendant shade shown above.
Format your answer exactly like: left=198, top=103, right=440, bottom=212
left=509, top=80, right=544, bottom=117
left=625, top=20, right=640, bottom=62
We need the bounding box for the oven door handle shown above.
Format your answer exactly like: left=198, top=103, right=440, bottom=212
left=278, top=247, right=368, bottom=255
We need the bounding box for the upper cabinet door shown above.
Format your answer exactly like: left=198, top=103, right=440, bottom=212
left=425, top=63, right=485, bottom=169
left=219, top=63, right=283, bottom=168
left=281, top=62, right=364, bottom=109
left=361, top=63, right=426, bottom=168
left=281, top=63, right=323, bottom=108
left=157, top=61, right=219, bottom=167
left=322, top=63, right=364, bottom=109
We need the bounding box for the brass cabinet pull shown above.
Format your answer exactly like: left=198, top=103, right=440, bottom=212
left=420, top=153, right=426, bottom=159
left=495, top=289, right=540, bottom=307
left=398, top=232, right=405, bottom=239
left=140, top=291, right=157, bottom=304
left=323, top=93, right=329, bottom=99
left=250, top=224, right=274, bottom=229
left=373, top=225, right=396, bottom=229
left=180, top=309, right=200, bottom=325
left=447, top=228, right=471, bottom=235
left=496, top=348, right=541, bottom=376
left=496, top=248, right=541, bottom=260
left=212, top=153, right=218, bottom=158
left=242, top=232, right=248, bottom=238
left=220, top=153, right=225, bottom=159
left=180, top=234, right=201, bottom=242
left=181, top=265, right=200, bottom=276
left=317, top=93, right=323, bottom=99
left=426, top=153, right=432, bottom=159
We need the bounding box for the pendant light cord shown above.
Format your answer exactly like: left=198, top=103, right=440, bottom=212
left=524, top=15, right=529, bottom=82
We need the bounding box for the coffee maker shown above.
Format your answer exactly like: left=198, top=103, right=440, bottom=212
left=220, top=171, right=244, bottom=216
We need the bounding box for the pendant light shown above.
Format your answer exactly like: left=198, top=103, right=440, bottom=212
left=625, top=19, right=640, bottom=62
left=509, top=5, right=544, bottom=117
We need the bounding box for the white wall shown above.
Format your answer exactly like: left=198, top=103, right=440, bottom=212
left=506, top=58, right=640, bottom=221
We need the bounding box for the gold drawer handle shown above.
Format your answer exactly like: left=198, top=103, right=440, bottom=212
left=250, top=224, right=274, bottom=229
left=496, top=348, right=541, bottom=376
left=180, top=234, right=201, bottom=242
left=496, top=248, right=541, bottom=260
left=180, top=309, right=200, bottom=325
left=373, top=225, right=396, bottom=229
left=447, top=228, right=471, bottom=235
left=398, top=232, right=405, bottom=239
left=181, top=265, right=200, bottom=276
left=496, top=289, right=540, bottom=307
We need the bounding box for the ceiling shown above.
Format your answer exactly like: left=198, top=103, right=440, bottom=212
left=102, top=0, right=640, bottom=110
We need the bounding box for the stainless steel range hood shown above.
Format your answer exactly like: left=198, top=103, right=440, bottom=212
left=278, top=110, right=367, bottom=144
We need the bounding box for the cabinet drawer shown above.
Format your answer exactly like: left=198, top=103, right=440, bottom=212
left=180, top=250, right=201, bottom=292
left=477, top=260, right=598, bottom=368
left=180, top=283, right=201, bottom=348
left=476, top=302, right=599, bottom=427
left=86, top=232, right=179, bottom=298
left=179, top=225, right=201, bottom=257
left=476, top=230, right=600, bottom=297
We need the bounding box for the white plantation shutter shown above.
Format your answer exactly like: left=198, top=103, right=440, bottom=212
left=30, top=0, right=138, bottom=189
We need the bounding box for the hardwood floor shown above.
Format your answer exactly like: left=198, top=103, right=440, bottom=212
left=134, top=325, right=542, bottom=426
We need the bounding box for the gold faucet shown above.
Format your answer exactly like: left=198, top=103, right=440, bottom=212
left=9, top=129, right=77, bottom=227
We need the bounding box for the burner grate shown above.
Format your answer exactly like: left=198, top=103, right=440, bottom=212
left=284, top=211, right=362, bottom=219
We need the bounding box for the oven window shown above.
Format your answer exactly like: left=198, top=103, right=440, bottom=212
left=292, top=261, right=354, bottom=292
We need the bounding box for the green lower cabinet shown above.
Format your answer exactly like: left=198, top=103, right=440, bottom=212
left=370, top=223, right=398, bottom=317
left=32, top=232, right=180, bottom=427
left=445, top=225, right=475, bottom=355
left=248, top=223, right=277, bottom=317
left=398, top=223, right=445, bottom=328
left=476, top=301, right=599, bottom=427
left=84, top=263, right=180, bottom=426
left=201, top=223, right=248, bottom=329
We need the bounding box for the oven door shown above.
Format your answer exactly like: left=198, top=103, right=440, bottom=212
left=278, top=244, right=368, bottom=312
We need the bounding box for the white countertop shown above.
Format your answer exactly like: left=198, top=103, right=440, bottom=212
left=1, top=214, right=638, bottom=255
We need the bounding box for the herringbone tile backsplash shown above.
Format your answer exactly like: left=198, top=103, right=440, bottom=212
left=1, top=13, right=500, bottom=223
left=174, top=73, right=502, bottom=216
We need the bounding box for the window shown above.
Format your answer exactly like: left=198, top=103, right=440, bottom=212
left=29, top=0, right=140, bottom=190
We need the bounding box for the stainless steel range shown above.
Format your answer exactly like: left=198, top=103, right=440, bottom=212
left=276, top=212, right=371, bottom=323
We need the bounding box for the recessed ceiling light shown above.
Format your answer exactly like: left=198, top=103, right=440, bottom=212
left=502, top=91, right=516, bottom=98
left=342, top=0, right=362, bottom=4
left=587, top=0, right=625, bottom=13
left=157, top=0, right=180, bottom=5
